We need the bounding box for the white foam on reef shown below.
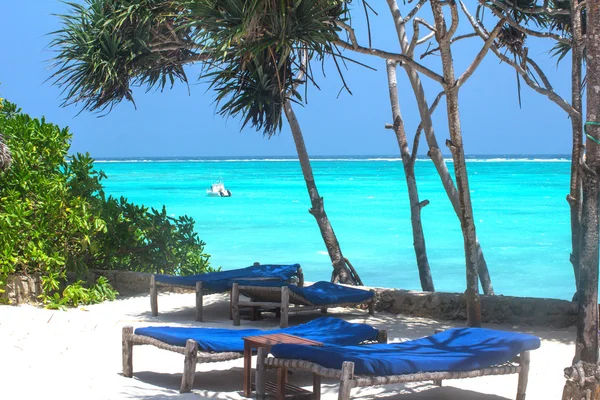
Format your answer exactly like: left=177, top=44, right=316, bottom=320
left=94, top=156, right=571, bottom=163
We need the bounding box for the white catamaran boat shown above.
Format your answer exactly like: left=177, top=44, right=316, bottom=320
left=206, top=181, right=232, bottom=197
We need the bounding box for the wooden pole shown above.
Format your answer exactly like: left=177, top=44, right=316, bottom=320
left=313, top=373, right=322, bottom=400
left=256, top=347, right=267, bottom=400
left=122, top=326, right=134, bottom=378
left=150, top=275, right=158, bottom=316
left=377, top=330, right=388, bottom=344
left=195, top=281, right=203, bottom=322
left=516, top=351, right=530, bottom=400
left=232, top=283, right=240, bottom=326
left=180, top=339, right=198, bottom=393
left=280, top=286, right=289, bottom=328
left=338, top=361, right=355, bottom=400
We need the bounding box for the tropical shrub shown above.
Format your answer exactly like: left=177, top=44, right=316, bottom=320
left=0, top=99, right=214, bottom=306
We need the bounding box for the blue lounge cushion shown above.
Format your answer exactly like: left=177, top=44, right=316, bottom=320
left=134, top=317, right=379, bottom=352
left=288, top=281, right=374, bottom=305
left=270, top=327, right=541, bottom=376
left=154, top=263, right=300, bottom=292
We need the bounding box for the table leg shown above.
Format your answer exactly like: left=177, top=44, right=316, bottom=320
left=243, top=342, right=252, bottom=397
left=277, top=367, right=287, bottom=400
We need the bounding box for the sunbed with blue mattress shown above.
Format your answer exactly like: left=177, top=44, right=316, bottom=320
left=121, top=317, right=385, bottom=393
left=150, top=262, right=303, bottom=321
left=258, top=327, right=541, bottom=400
left=231, top=280, right=375, bottom=328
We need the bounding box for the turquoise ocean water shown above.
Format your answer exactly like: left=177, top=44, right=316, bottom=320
left=98, top=156, right=574, bottom=300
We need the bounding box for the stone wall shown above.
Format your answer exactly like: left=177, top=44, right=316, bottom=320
left=1, top=271, right=578, bottom=328
left=91, top=270, right=194, bottom=296
left=374, top=288, right=578, bottom=328
left=1, top=274, right=43, bottom=305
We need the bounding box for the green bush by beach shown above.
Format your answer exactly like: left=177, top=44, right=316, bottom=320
left=0, top=99, right=214, bottom=307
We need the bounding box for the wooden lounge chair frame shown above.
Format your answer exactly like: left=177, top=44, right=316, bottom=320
left=231, top=283, right=375, bottom=328
left=256, top=349, right=531, bottom=400
left=149, top=262, right=304, bottom=322
left=121, top=325, right=388, bottom=394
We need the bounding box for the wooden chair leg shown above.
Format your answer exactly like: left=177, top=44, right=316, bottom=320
left=313, top=373, right=321, bottom=400
left=277, top=367, right=288, bottom=400
left=180, top=339, right=199, bottom=393
left=122, top=326, right=134, bottom=377
left=232, top=283, right=240, bottom=326
left=256, top=347, right=268, bottom=400
left=338, top=361, right=354, bottom=400
left=150, top=275, right=158, bottom=316
left=368, top=298, right=375, bottom=316
left=516, top=351, right=531, bottom=400
left=280, top=286, right=289, bottom=328
left=195, top=281, right=203, bottom=322
left=377, top=330, right=388, bottom=344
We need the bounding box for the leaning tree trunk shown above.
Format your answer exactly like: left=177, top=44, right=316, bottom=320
left=386, top=0, right=494, bottom=295
left=568, top=0, right=584, bottom=301
left=562, top=1, right=600, bottom=398
left=282, top=100, right=359, bottom=285
left=386, top=60, right=435, bottom=292
left=0, top=133, right=11, bottom=172
left=431, top=0, right=481, bottom=327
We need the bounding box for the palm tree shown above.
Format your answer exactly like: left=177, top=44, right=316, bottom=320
left=50, top=0, right=361, bottom=284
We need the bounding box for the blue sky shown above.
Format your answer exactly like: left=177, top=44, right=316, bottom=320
left=0, top=1, right=574, bottom=157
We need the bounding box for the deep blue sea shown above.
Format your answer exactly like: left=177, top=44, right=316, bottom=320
left=98, top=156, right=574, bottom=300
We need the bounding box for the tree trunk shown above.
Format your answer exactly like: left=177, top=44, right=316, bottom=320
left=386, top=60, right=435, bottom=292
left=563, top=1, right=600, bottom=397
left=385, top=0, right=494, bottom=295
left=430, top=0, right=481, bottom=327
left=283, top=100, right=359, bottom=285
left=568, top=0, right=584, bottom=301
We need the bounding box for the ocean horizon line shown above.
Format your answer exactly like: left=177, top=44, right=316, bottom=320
left=93, top=154, right=572, bottom=163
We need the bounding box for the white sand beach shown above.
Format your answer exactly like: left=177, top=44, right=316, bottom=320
left=0, top=293, right=575, bottom=400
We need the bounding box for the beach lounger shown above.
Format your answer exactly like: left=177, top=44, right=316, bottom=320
left=121, top=316, right=385, bottom=393
left=231, top=281, right=375, bottom=328
left=150, top=263, right=303, bottom=321
left=258, top=327, right=541, bottom=400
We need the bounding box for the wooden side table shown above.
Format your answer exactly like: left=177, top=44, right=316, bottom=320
left=242, top=333, right=323, bottom=397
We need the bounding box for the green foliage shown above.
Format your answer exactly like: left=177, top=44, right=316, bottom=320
left=0, top=99, right=214, bottom=306
left=44, top=277, right=119, bottom=310
left=50, top=0, right=194, bottom=113
left=50, top=0, right=349, bottom=135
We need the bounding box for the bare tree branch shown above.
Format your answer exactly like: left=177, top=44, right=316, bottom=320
left=403, top=0, right=429, bottom=23
left=412, top=91, right=445, bottom=164
left=485, top=0, right=570, bottom=16
left=459, top=0, right=578, bottom=117
left=408, top=18, right=437, bottom=56
left=479, top=0, right=570, bottom=44
left=420, top=33, right=477, bottom=58
left=334, top=38, right=445, bottom=83
left=447, top=0, right=460, bottom=40
left=456, top=22, right=503, bottom=88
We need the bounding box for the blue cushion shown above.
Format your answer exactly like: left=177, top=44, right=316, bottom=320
left=289, top=281, right=374, bottom=305
left=270, top=327, right=541, bottom=375
left=154, top=263, right=300, bottom=292
left=134, top=317, right=379, bottom=352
